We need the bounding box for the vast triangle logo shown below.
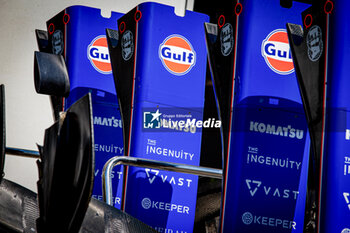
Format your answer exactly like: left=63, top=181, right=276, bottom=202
left=145, top=168, right=159, bottom=184
left=344, top=192, right=350, bottom=211
left=246, top=179, right=262, bottom=197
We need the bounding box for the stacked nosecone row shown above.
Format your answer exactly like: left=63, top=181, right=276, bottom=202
left=38, top=0, right=350, bottom=233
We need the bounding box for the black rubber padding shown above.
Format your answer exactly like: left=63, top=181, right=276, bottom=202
left=34, top=51, right=70, bottom=97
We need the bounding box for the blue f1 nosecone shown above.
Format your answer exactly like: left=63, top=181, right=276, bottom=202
left=219, top=1, right=311, bottom=233
left=108, top=2, right=209, bottom=233
left=46, top=5, right=124, bottom=208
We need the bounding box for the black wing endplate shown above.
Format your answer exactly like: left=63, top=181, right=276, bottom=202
left=36, top=93, right=94, bottom=233
left=287, top=1, right=331, bottom=232
left=34, top=29, right=70, bottom=121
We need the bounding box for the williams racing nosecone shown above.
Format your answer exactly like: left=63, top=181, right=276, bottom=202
left=287, top=0, right=350, bottom=232
left=107, top=2, right=209, bottom=232
left=34, top=5, right=125, bottom=207
left=205, top=1, right=311, bottom=232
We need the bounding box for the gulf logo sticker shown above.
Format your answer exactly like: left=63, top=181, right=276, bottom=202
left=87, top=35, right=112, bottom=74
left=261, top=29, right=294, bottom=75
left=159, top=34, right=196, bottom=76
